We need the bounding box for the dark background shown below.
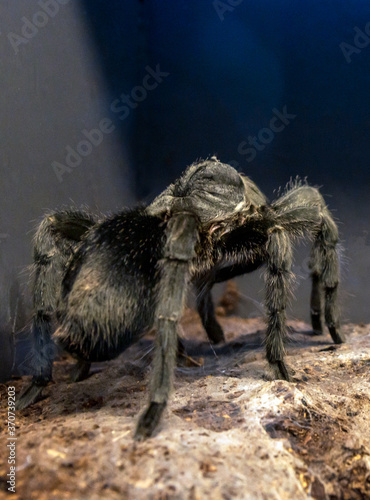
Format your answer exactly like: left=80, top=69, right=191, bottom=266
left=0, top=0, right=369, bottom=380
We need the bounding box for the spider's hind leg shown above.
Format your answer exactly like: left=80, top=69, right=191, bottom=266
left=16, top=311, right=55, bottom=410
left=194, top=264, right=259, bottom=345
left=309, top=208, right=344, bottom=344
left=70, top=358, right=91, bottom=382
left=16, top=211, right=96, bottom=410
left=195, top=282, right=225, bottom=344
left=273, top=184, right=344, bottom=344
left=310, top=272, right=324, bottom=334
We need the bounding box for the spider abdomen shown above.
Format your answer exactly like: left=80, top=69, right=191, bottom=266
left=55, top=208, right=166, bottom=362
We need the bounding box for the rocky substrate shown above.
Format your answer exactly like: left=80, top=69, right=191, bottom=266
left=0, top=312, right=369, bottom=500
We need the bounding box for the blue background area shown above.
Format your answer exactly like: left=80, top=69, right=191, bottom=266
left=81, top=0, right=370, bottom=198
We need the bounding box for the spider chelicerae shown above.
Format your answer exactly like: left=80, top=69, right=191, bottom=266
left=16, top=157, right=344, bottom=439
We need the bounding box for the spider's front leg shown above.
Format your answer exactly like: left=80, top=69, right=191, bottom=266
left=265, top=227, right=293, bottom=381
left=135, top=212, right=199, bottom=440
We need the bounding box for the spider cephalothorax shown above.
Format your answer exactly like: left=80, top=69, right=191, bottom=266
left=16, top=157, right=344, bottom=439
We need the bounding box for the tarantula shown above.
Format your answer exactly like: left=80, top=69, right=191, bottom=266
left=16, top=157, right=344, bottom=439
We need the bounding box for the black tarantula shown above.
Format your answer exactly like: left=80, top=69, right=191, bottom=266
left=16, top=157, right=344, bottom=439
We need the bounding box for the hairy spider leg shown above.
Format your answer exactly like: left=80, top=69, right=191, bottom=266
left=272, top=185, right=344, bottom=344
left=264, top=227, right=293, bottom=380
left=135, top=213, right=199, bottom=439
left=195, top=261, right=263, bottom=344
left=195, top=279, right=225, bottom=344
left=309, top=207, right=344, bottom=343
left=16, top=211, right=95, bottom=410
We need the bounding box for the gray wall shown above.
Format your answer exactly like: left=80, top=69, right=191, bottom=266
left=0, top=0, right=136, bottom=380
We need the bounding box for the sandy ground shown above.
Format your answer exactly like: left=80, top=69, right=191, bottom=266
left=1, top=307, right=370, bottom=499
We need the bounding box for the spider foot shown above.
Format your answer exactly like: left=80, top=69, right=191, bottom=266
left=206, top=321, right=226, bottom=344
left=311, top=312, right=324, bottom=335
left=328, top=325, right=345, bottom=344
left=15, top=379, right=49, bottom=410
left=70, top=359, right=91, bottom=382
left=135, top=402, right=166, bottom=441
left=270, top=360, right=292, bottom=382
